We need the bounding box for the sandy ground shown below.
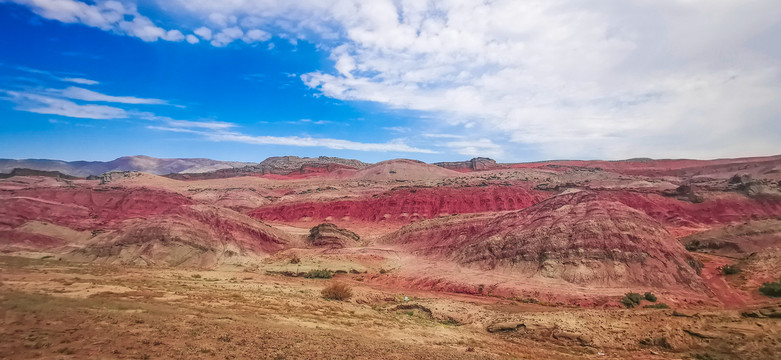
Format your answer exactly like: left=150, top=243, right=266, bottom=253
left=1, top=255, right=779, bottom=360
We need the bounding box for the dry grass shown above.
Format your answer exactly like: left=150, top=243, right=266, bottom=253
left=321, top=282, right=353, bottom=301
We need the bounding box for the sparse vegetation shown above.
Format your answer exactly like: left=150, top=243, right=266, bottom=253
left=644, top=303, right=669, bottom=309
left=719, top=264, right=740, bottom=275
left=289, top=256, right=301, bottom=264
left=644, top=292, right=657, bottom=302
left=321, top=282, right=352, bottom=301
left=759, top=279, right=781, bottom=297
left=190, top=274, right=202, bottom=279
left=439, top=317, right=462, bottom=326
left=621, top=293, right=644, bottom=308
left=305, top=269, right=333, bottom=279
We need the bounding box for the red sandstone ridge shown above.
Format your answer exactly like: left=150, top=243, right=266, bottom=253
left=383, top=190, right=706, bottom=290
left=249, top=185, right=547, bottom=224
left=0, top=187, right=192, bottom=230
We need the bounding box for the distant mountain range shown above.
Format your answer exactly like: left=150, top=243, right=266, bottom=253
left=2, top=154, right=780, bottom=179
left=0, top=155, right=254, bottom=177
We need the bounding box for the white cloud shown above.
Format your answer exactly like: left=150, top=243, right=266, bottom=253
left=58, top=87, right=169, bottom=105
left=4, top=90, right=128, bottom=119
left=243, top=29, right=271, bottom=43
left=12, top=0, right=781, bottom=159
left=162, top=29, right=185, bottom=42
left=193, top=26, right=212, bottom=40
left=8, top=0, right=181, bottom=43
left=423, top=133, right=464, bottom=139
left=61, top=77, right=99, bottom=85
left=443, top=138, right=504, bottom=158
left=164, top=119, right=236, bottom=130
left=185, top=34, right=199, bottom=44
left=211, top=27, right=243, bottom=47
left=149, top=126, right=436, bottom=153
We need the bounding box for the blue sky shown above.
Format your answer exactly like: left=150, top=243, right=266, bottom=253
left=1, top=1, right=780, bottom=163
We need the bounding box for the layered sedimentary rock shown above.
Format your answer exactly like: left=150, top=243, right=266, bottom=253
left=307, top=223, right=360, bottom=248
left=250, top=185, right=546, bottom=223
left=434, top=157, right=504, bottom=172
left=65, top=205, right=291, bottom=267
left=384, top=190, right=706, bottom=289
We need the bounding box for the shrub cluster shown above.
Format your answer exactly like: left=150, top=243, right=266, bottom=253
left=719, top=264, right=740, bottom=275
left=759, top=279, right=781, bottom=297
left=620, top=292, right=645, bottom=308
left=321, top=282, right=352, bottom=301
left=643, top=303, right=669, bottom=309
left=644, top=292, right=657, bottom=302
left=305, top=269, right=333, bottom=279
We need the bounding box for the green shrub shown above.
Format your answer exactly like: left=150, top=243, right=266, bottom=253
left=719, top=264, right=740, bottom=275
left=759, top=279, right=781, bottom=297
left=305, top=269, right=333, bottom=279
left=644, top=292, right=657, bottom=302
left=621, top=292, right=644, bottom=308
left=643, top=303, right=669, bottom=309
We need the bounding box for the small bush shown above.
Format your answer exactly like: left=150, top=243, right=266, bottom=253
left=621, top=292, right=644, bottom=308
left=759, top=279, right=781, bottom=297
left=321, top=282, right=352, bottom=301
left=644, top=292, right=657, bottom=302
left=719, top=264, right=740, bottom=275
left=305, top=269, right=333, bottom=279
left=191, top=274, right=201, bottom=279
left=289, top=256, right=301, bottom=264
left=644, top=303, right=669, bottom=309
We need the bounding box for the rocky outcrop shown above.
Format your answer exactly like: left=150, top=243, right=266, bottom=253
left=308, top=223, right=360, bottom=248
left=662, top=184, right=704, bottom=203
left=681, top=219, right=781, bottom=258
left=256, top=156, right=368, bottom=174
left=0, top=168, right=81, bottom=179
left=98, top=171, right=143, bottom=184
left=434, top=157, right=503, bottom=172
left=167, top=156, right=369, bottom=180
